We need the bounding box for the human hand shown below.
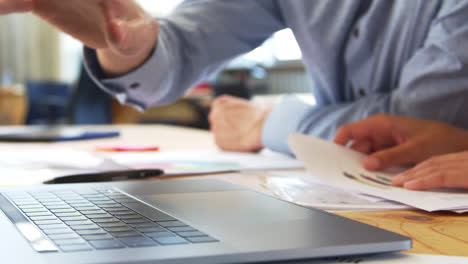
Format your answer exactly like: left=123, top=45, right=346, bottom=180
left=0, top=0, right=158, bottom=76
left=208, top=95, right=271, bottom=152
left=334, top=114, right=468, bottom=171
left=392, top=152, right=468, bottom=190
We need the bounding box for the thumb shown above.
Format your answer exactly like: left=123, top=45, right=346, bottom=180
left=110, top=18, right=158, bottom=57
left=363, top=141, right=422, bottom=171
left=100, top=0, right=158, bottom=57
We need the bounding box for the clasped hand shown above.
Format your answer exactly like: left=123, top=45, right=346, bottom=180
left=0, top=0, right=158, bottom=75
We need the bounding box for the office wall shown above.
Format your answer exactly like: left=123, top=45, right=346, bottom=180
left=0, top=14, right=61, bottom=84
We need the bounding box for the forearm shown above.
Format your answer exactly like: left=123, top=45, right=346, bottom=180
left=96, top=38, right=157, bottom=78
left=86, top=0, right=284, bottom=110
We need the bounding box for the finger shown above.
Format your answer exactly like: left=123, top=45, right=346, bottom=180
left=349, top=140, right=373, bottom=154
left=363, top=140, right=421, bottom=171
left=404, top=170, right=468, bottom=190
left=392, top=153, right=468, bottom=185
left=334, top=125, right=353, bottom=146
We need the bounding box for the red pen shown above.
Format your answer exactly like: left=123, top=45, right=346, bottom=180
left=95, top=144, right=160, bottom=152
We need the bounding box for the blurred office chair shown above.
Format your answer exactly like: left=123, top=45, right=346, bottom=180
left=68, top=64, right=112, bottom=124
left=25, top=81, right=71, bottom=125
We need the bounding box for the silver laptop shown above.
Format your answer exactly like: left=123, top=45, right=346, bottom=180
left=0, top=178, right=411, bottom=264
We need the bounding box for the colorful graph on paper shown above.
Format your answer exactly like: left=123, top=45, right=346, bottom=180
left=343, top=171, right=396, bottom=190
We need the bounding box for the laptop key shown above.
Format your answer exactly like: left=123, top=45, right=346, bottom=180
left=74, top=206, right=100, bottom=211
left=136, top=226, right=166, bottom=233
left=103, top=226, right=134, bottom=232
left=43, top=228, right=73, bottom=235
left=29, top=215, right=58, bottom=221
left=153, top=236, right=188, bottom=245
left=121, top=202, right=176, bottom=222
left=145, top=232, right=176, bottom=238
left=60, top=216, right=88, bottom=221
left=76, top=229, right=108, bottom=235
left=25, top=211, right=53, bottom=217
left=176, top=231, right=206, bottom=237
left=118, top=236, right=157, bottom=247
left=59, top=244, right=93, bottom=252
left=109, top=210, right=135, bottom=215
left=49, top=233, right=81, bottom=240
left=86, top=213, right=113, bottom=219
left=55, top=212, right=83, bottom=217
left=157, top=221, right=186, bottom=227
left=186, top=236, right=219, bottom=243
left=92, top=217, right=120, bottom=223
left=96, top=222, right=127, bottom=228
left=46, top=205, right=72, bottom=210
left=70, top=224, right=101, bottom=230
left=129, top=223, right=158, bottom=228
left=50, top=208, right=77, bottom=213
left=66, top=220, right=94, bottom=226
left=101, top=206, right=129, bottom=211
left=82, top=234, right=114, bottom=241
left=168, top=226, right=197, bottom=232
left=17, top=204, right=43, bottom=209
left=123, top=218, right=150, bottom=224
left=89, top=239, right=125, bottom=250
left=98, top=204, right=125, bottom=208
left=115, top=214, right=141, bottom=220
left=80, top=209, right=106, bottom=215
left=22, top=208, right=48, bottom=213
left=53, top=238, right=86, bottom=246
left=34, top=220, right=63, bottom=225
left=37, top=223, right=68, bottom=230
left=111, top=231, right=141, bottom=237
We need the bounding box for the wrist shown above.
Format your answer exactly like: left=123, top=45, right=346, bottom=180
left=96, top=18, right=159, bottom=78
left=249, top=106, right=272, bottom=152
left=96, top=43, right=156, bottom=78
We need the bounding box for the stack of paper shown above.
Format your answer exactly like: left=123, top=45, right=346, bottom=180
left=217, top=171, right=411, bottom=212
left=288, top=134, right=468, bottom=213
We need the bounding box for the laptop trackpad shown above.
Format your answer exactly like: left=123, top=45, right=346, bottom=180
left=136, top=190, right=326, bottom=249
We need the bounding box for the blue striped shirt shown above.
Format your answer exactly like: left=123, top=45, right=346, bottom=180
left=85, top=0, right=468, bottom=154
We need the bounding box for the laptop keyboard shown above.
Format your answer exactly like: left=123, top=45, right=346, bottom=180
left=0, top=189, right=218, bottom=253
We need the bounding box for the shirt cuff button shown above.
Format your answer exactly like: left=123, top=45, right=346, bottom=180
left=130, top=83, right=141, bottom=89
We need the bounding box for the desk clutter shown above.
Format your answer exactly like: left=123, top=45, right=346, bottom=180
left=288, top=134, right=468, bottom=213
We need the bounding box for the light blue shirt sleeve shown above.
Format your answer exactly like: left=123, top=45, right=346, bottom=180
left=84, top=0, right=285, bottom=110
left=263, top=3, right=468, bottom=154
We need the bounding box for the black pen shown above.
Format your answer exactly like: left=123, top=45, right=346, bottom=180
left=43, top=169, right=165, bottom=184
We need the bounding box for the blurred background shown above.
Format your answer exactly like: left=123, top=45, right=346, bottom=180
left=0, top=1, right=314, bottom=129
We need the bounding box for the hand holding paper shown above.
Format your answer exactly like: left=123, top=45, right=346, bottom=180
left=289, top=133, right=468, bottom=212
left=334, top=114, right=468, bottom=170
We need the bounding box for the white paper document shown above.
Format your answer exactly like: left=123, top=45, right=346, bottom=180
left=0, top=148, right=302, bottom=186
left=288, top=133, right=468, bottom=213
left=217, top=171, right=411, bottom=212
left=101, top=150, right=303, bottom=175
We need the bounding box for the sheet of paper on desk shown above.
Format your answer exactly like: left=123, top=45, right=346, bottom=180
left=288, top=133, right=468, bottom=213
left=101, top=150, right=303, bottom=175
left=216, top=171, right=411, bottom=212
left=0, top=148, right=104, bottom=169
left=0, top=148, right=112, bottom=186
left=286, top=253, right=468, bottom=264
